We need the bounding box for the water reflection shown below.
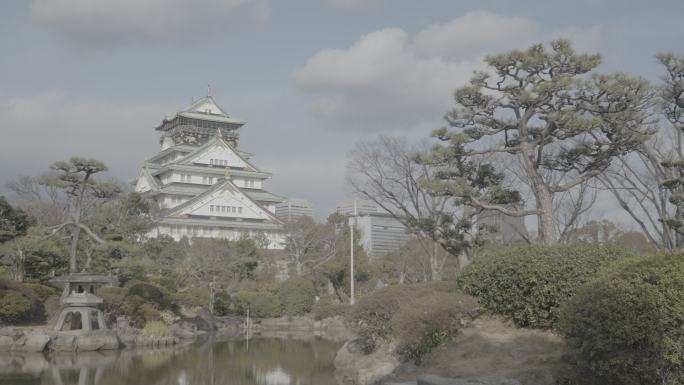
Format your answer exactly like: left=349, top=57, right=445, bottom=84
left=0, top=337, right=343, bottom=385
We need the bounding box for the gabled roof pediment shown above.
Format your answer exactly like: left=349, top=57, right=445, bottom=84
left=175, top=134, right=260, bottom=171
left=134, top=167, right=160, bottom=193
left=164, top=180, right=281, bottom=223
left=184, top=96, right=228, bottom=116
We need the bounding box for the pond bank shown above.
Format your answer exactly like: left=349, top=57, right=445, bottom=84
left=334, top=316, right=569, bottom=385
left=0, top=314, right=352, bottom=354
left=0, top=326, right=182, bottom=352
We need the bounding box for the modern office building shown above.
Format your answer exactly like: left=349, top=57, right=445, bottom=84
left=275, top=199, right=314, bottom=222
left=337, top=199, right=413, bottom=261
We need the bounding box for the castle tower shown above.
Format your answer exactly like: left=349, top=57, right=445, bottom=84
left=134, top=93, right=286, bottom=249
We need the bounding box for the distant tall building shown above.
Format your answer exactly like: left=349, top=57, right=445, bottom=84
left=476, top=207, right=529, bottom=244
left=134, top=92, right=286, bottom=248
left=337, top=199, right=413, bottom=261
left=275, top=199, right=313, bottom=222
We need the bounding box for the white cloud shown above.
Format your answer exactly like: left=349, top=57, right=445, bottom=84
left=322, top=0, right=379, bottom=6
left=31, top=0, right=269, bottom=48
left=293, top=11, right=542, bottom=132
left=293, top=11, right=605, bottom=132
left=550, top=25, right=605, bottom=54
left=414, top=11, right=538, bottom=60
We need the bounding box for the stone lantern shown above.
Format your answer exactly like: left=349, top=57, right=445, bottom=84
left=51, top=273, right=118, bottom=332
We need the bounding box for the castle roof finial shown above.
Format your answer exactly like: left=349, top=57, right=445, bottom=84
left=207, top=84, right=212, bottom=97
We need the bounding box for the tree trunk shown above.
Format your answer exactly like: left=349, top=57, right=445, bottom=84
left=520, top=144, right=557, bottom=244
left=295, top=260, right=303, bottom=277
left=69, top=226, right=81, bottom=273
left=209, top=279, right=215, bottom=314
left=429, top=242, right=443, bottom=281
left=15, top=249, right=24, bottom=282
left=536, top=188, right=557, bottom=245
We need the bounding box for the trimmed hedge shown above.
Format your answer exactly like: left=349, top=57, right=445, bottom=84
left=0, top=278, right=44, bottom=324
left=457, top=244, right=626, bottom=328
left=351, top=282, right=478, bottom=362
left=99, top=283, right=172, bottom=326
left=558, top=253, right=684, bottom=385
left=0, top=290, right=33, bottom=322
left=127, top=282, right=172, bottom=309
left=277, top=278, right=316, bottom=316
left=22, top=283, right=59, bottom=301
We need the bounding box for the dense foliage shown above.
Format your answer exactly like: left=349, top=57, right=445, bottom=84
left=0, top=277, right=48, bottom=324
left=99, top=282, right=175, bottom=327
left=311, top=294, right=350, bottom=321
left=558, top=253, right=684, bottom=385
left=277, top=277, right=317, bottom=316
left=233, top=290, right=283, bottom=318
left=457, top=244, right=626, bottom=328
left=0, top=197, right=32, bottom=244
left=351, top=282, right=478, bottom=362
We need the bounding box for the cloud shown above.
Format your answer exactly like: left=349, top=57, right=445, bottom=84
left=0, top=91, right=169, bottom=186
left=323, top=0, right=379, bottom=6
left=293, top=11, right=605, bottom=132
left=414, top=11, right=538, bottom=60
left=30, top=0, right=269, bottom=48
left=293, top=27, right=480, bottom=132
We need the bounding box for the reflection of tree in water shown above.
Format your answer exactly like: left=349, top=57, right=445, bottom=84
left=0, top=338, right=342, bottom=385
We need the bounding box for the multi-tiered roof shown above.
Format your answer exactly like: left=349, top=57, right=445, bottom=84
left=135, top=93, right=285, bottom=248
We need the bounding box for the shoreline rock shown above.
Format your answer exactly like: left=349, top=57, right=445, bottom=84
left=334, top=339, right=400, bottom=385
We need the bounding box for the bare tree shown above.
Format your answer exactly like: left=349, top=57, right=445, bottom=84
left=347, top=136, right=483, bottom=278
left=180, top=238, right=256, bottom=313
left=556, top=182, right=599, bottom=243
left=283, top=216, right=339, bottom=277
left=598, top=53, right=684, bottom=250
left=6, top=175, right=68, bottom=227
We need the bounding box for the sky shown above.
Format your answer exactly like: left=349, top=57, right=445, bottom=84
left=1, top=0, right=683, bottom=220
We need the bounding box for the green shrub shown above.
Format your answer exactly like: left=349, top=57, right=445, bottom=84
left=0, top=277, right=40, bottom=302
left=142, top=320, right=169, bottom=336
left=22, top=283, right=59, bottom=301
left=139, top=303, right=162, bottom=323
left=0, top=278, right=44, bottom=324
left=173, top=287, right=210, bottom=308
left=312, top=295, right=350, bottom=320
left=127, top=282, right=172, bottom=309
left=233, top=290, right=282, bottom=318
left=351, top=282, right=477, bottom=361
left=558, top=253, right=684, bottom=385
left=0, top=290, right=33, bottom=322
left=277, top=278, right=316, bottom=316
left=391, top=291, right=477, bottom=363
left=457, top=244, right=626, bottom=328
left=213, top=291, right=232, bottom=316
left=98, top=286, right=127, bottom=313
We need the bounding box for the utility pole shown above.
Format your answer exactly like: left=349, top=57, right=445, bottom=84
left=350, top=200, right=356, bottom=305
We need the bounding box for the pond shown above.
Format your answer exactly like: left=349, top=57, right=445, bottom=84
left=0, top=337, right=343, bottom=385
